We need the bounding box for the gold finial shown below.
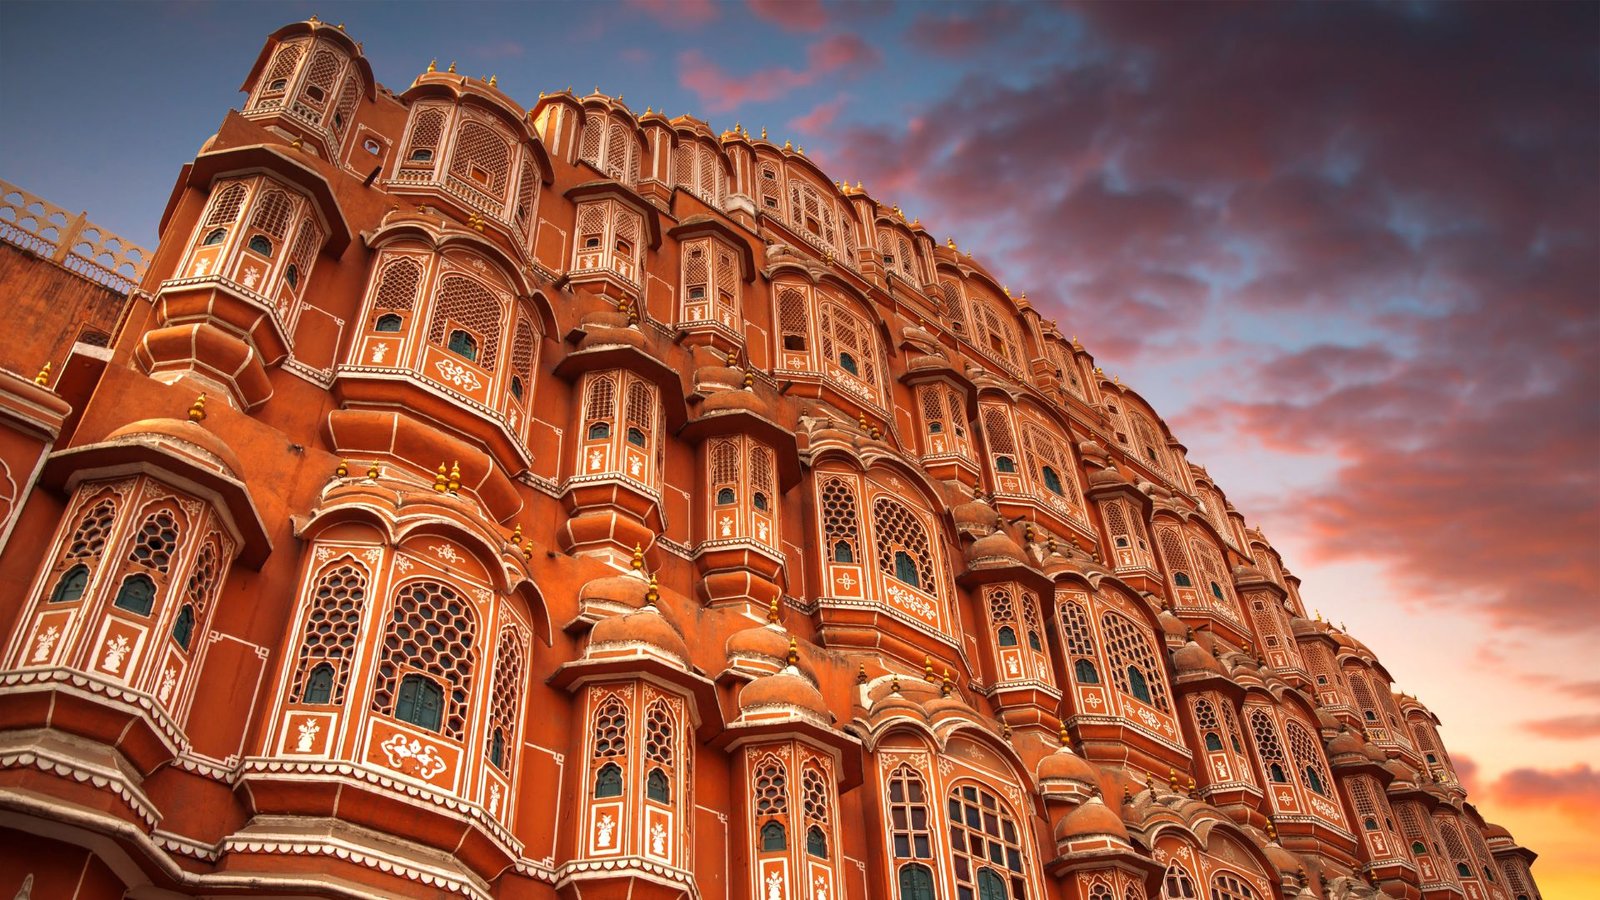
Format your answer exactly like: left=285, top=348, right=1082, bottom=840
left=923, top=655, right=936, bottom=682
left=912, top=217, right=920, bottom=227
left=335, top=460, right=349, bottom=477
left=857, top=412, right=869, bottom=432
left=33, top=362, right=49, bottom=385
left=743, top=371, right=754, bottom=389
left=511, top=523, right=523, bottom=544
left=645, top=573, right=660, bottom=605
left=447, top=460, right=461, bottom=493
left=336, top=21, right=345, bottom=30
left=631, top=543, right=645, bottom=570
left=1265, top=820, right=1278, bottom=840
left=767, top=597, right=781, bottom=624
left=946, top=237, right=956, bottom=249
left=856, top=664, right=868, bottom=685
left=538, top=90, right=545, bottom=98
left=616, top=93, right=622, bottom=101
left=367, top=461, right=380, bottom=478
left=645, top=105, right=652, bottom=114
left=1168, top=767, right=1181, bottom=792
left=726, top=349, right=739, bottom=366
left=784, top=139, right=793, bottom=151
left=1146, top=774, right=1156, bottom=794
left=855, top=180, right=862, bottom=190
left=941, top=669, right=953, bottom=696
left=786, top=637, right=799, bottom=666
left=890, top=674, right=901, bottom=694
left=427, top=59, right=437, bottom=73
left=188, top=393, right=207, bottom=422
left=1123, top=786, right=1134, bottom=804
left=797, top=146, right=805, bottom=156
left=1004, top=284, right=1011, bottom=296
left=1187, top=775, right=1198, bottom=796
left=308, top=14, right=318, bottom=25
left=1059, top=723, right=1071, bottom=746
left=522, top=539, right=533, bottom=558
left=761, top=126, right=768, bottom=139
left=447, top=61, right=457, bottom=74
left=489, top=74, right=498, bottom=88
left=734, top=121, right=741, bottom=132
left=434, top=463, right=449, bottom=493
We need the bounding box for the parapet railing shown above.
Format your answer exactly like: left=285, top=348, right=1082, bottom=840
left=0, top=178, right=153, bottom=296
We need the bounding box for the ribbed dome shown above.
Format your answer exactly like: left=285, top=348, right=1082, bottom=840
left=106, top=417, right=244, bottom=478
left=739, top=668, right=828, bottom=717
left=579, top=571, right=649, bottom=609
left=967, top=529, right=1026, bottom=566
left=1326, top=729, right=1364, bottom=757
left=1173, top=640, right=1226, bottom=675
left=951, top=498, right=996, bottom=530
left=701, top=386, right=772, bottom=416
left=1038, top=744, right=1099, bottom=786
left=725, top=622, right=791, bottom=662
left=1157, top=610, right=1190, bottom=643
left=1053, top=796, right=1129, bottom=842
left=589, top=603, right=689, bottom=662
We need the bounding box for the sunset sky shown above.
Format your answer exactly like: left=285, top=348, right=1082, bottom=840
left=3, top=1, right=1596, bottom=893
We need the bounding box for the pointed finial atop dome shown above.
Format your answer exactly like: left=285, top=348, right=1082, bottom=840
left=187, top=393, right=207, bottom=422
left=645, top=573, right=660, bottom=606
left=784, top=139, right=793, bottom=151
left=923, top=655, right=936, bottom=682
left=511, top=523, right=522, bottom=544
left=447, top=460, right=461, bottom=493
left=1059, top=723, right=1071, bottom=746
left=941, top=669, right=953, bottom=696
left=767, top=597, right=781, bottom=625
left=890, top=674, right=901, bottom=694
left=447, top=61, right=457, bottom=73
left=631, top=543, right=645, bottom=570
left=427, top=58, right=437, bottom=73
left=489, top=74, right=498, bottom=87
left=335, top=460, right=349, bottom=478
left=761, top=126, right=768, bottom=139
left=434, top=463, right=449, bottom=493
left=366, top=461, right=380, bottom=479
left=856, top=663, right=868, bottom=684
left=33, top=361, right=50, bottom=385
left=786, top=637, right=799, bottom=667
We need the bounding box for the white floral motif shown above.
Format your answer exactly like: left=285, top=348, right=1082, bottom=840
left=371, top=343, right=388, bottom=364
left=885, top=582, right=937, bottom=621
left=719, top=515, right=734, bottom=537
left=834, top=572, right=855, bottom=590
left=757, top=521, right=769, bottom=541
left=432, top=544, right=462, bottom=563
left=395, top=556, right=414, bottom=574
left=629, top=456, right=643, bottom=476
left=588, top=449, right=604, bottom=471
left=295, top=719, right=320, bottom=752
left=813, top=875, right=831, bottom=900
left=158, top=666, right=177, bottom=703
left=363, top=547, right=384, bottom=564
left=378, top=732, right=448, bottom=779
left=488, top=782, right=501, bottom=816
left=101, top=635, right=131, bottom=673
left=315, top=546, right=335, bottom=563
left=31, top=626, right=60, bottom=663
left=596, top=813, right=616, bottom=848
left=766, top=872, right=785, bottom=900
left=650, top=822, right=667, bottom=855
left=434, top=359, right=482, bottom=391
left=192, top=258, right=210, bottom=277
left=242, top=266, right=260, bottom=289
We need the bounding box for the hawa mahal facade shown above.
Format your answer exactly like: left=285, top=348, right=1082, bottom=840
left=0, top=19, right=1543, bottom=900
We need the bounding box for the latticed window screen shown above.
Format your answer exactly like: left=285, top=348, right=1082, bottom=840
left=127, top=509, right=181, bottom=573
left=887, top=765, right=933, bottom=860
left=1162, top=862, right=1199, bottom=899
left=605, top=121, right=635, bottom=183
left=1193, top=696, right=1223, bottom=747
left=987, top=585, right=1018, bottom=629
left=938, top=280, right=968, bottom=332
left=644, top=700, right=675, bottom=766
left=1209, top=872, right=1259, bottom=900
left=68, top=497, right=118, bottom=559
left=1023, top=421, right=1080, bottom=507
left=373, top=257, right=423, bottom=312
left=802, top=762, right=830, bottom=850
left=331, top=76, right=360, bottom=137
left=1347, top=669, right=1383, bottom=723
left=291, top=562, right=366, bottom=703
left=1103, top=500, right=1133, bottom=547
left=450, top=122, right=513, bottom=195
left=1133, top=414, right=1167, bottom=472
left=205, top=183, right=249, bottom=228
left=820, top=300, right=881, bottom=392
left=819, top=475, right=860, bottom=563
left=515, top=152, right=539, bottom=227
left=1349, top=776, right=1392, bottom=839
left=1100, top=611, right=1171, bottom=711
left=946, top=783, right=1028, bottom=900
left=579, top=117, right=603, bottom=165
left=405, top=107, right=448, bottom=162
left=873, top=496, right=937, bottom=594
left=372, top=580, right=476, bottom=739
left=592, top=694, right=628, bottom=758
left=710, top=440, right=740, bottom=496
left=583, top=373, right=617, bottom=434
left=975, top=297, right=1022, bottom=370
left=286, top=218, right=321, bottom=288
left=624, top=378, right=658, bottom=460
left=510, top=316, right=538, bottom=397
left=250, top=190, right=297, bottom=241
left=1248, top=708, right=1290, bottom=783
left=1060, top=600, right=1098, bottom=658
left=183, top=538, right=222, bottom=616
left=751, top=445, right=776, bottom=503
left=488, top=626, right=526, bottom=772
left=257, top=41, right=304, bottom=97
left=427, top=274, right=503, bottom=367
left=753, top=754, right=789, bottom=845
left=1286, top=719, right=1335, bottom=798
left=777, top=286, right=811, bottom=353
left=1439, top=819, right=1475, bottom=879
left=1219, top=698, right=1250, bottom=758
left=1156, top=525, right=1194, bottom=586
left=301, top=49, right=341, bottom=108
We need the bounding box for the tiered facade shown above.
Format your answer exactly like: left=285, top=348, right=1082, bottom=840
left=0, top=20, right=1543, bottom=900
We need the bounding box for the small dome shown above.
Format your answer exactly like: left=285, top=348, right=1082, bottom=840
left=966, top=530, right=1026, bottom=567
left=1157, top=609, right=1190, bottom=643
left=106, top=417, right=243, bottom=478
left=590, top=603, right=689, bottom=662
left=725, top=621, right=791, bottom=663
left=701, top=386, right=771, bottom=416
left=739, top=668, right=828, bottom=718
left=1053, top=795, right=1129, bottom=842
left=1483, top=822, right=1513, bottom=840
left=951, top=497, right=996, bottom=531
left=1038, top=743, right=1099, bottom=787
left=579, top=571, right=649, bottom=610
left=1173, top=640, right=1226, bottom=675
left=1326, top=729, right=1364, bottom=758
left=1087, top=464, right=1128, bottom=488
left=1384, top=759, right=1419, bottom=785
left=1262, top=841, right=1305, bottom=875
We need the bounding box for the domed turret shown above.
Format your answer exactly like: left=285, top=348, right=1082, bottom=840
left=1053, top=794, right=1130, bottom=846
left=587, top=577, right=690, bottom=665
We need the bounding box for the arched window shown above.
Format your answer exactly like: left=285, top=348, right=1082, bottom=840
left=403, top=107, right=447, bottom=166
left=447, top=329, right=478, bottom=361
left=807, top=824, right=828, bottom=858
left=1249, top=708, right=1292, bottom=790
left=202, top=228, right=225, bottom=246
left=753, top=755, right=788, bottom=853
left=948, top=783, right=1028, bottom=899
left=113, top=574, right=156, bottom=616
left=48, top=564, right=89, bottom=603
left=1174, top=572, right=1192, bottom=587
left=898, top=864, right=935, bottom=900
left=753, top=492, right=769, bottom=511
left=1100, top=610, right=1171, bottom=712
left=248, top=235, right=274, bottom=256
left=1162, top=862, right=1199, bottom=899
left=1205, top=732, right=1224, bottom=752
left=1286, top=719, right=1334, bottom=800
left=588, top=421, right=611, bottom=440
left=819, top=475, right=860, bottom=566
left=996, top=456, right=1017, bottom=473
left=1042, top=466, right=1064, bottom=495
left=285, top=264, right=300, bottom=288
left=874, top=495, right=937, bottom=596
left=834, top=542, right=854, bottom=563
left=839, top=351, right=858, bottom=375
left=487, top=626, right=526, bottom=774
left=647, top=767, right=670, bottom=803
left=887, top=765, right=933, bottom=860
left=818, top=299, right=881, bottom=397
left=1075, top=659, right=1100, bottom=683
left=717, top=487, right=736, bottom=505
left=171, top=604, right=195, bottom=649
left=594, top=761, right=623, bottom=798
left=894, top=551, right=920, bottom=587
left=291, top=563, right=366, bottom=705
left=304, top=663, right=335, bottom=704
left=372, top=257, right=423, bottom=313
left=760, top=821, right=787, bottom=851
left=626, top=426, right=646, bottom=447
left=997, top=625, right=1018, bottom=647
left=1127, top=666, right=1151, bottom=703
left=395, top=673, right=444, bottom=731
left=1209, top=872, right=1259, bottom=900
left=489, top=728, right=506, bottom=768
left=372, top=580, right=476, bottom=739
left=510, top=375, right=524, bottom=399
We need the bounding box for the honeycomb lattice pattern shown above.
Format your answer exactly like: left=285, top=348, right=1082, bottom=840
left=373, top=580, right=476, bottom=739
left=291, top=562, right=367, bottom=704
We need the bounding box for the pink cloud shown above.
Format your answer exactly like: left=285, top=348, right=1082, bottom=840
left=678, top=34, right=880, bottom=113
left=626, top=0, right=717, bottom=27
left=748, top=0, right=826, bottom=32
left=1488, top=764, right=1600, bottom=820
left=789, top=95, right=849, bottom=135
left=1521, top=715, right=1600, bottom=741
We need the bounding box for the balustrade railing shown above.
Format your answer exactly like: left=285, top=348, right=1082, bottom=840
left=0, top=178, right=152, bottom=295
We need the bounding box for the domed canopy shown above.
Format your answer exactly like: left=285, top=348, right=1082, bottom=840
left=589, top=603, right=690, bottom=663
left=739, top=668, right=828, bottom=719
left=725, top=621, right=791, bottom=663
left=107, top=417, right=244, bottom=479
left=579, top=571, right=650, bottom=610
left=1054, top=795, right=1129, bottom=842
left=1038, top=742, right=1100, bottom=787
left=1173, top=640, right=1226, bottom=676
left=966, top=529, right=1026, bottom=567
